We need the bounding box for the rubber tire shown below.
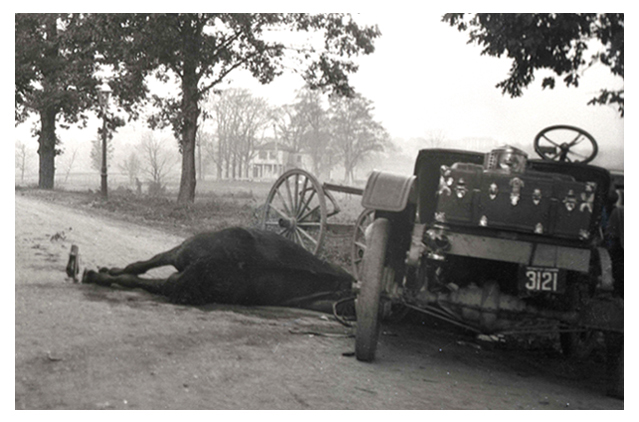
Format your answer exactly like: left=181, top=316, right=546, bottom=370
left=351, top=208, right=374, bottom=279
left=355, top=218, right=390, bottom=362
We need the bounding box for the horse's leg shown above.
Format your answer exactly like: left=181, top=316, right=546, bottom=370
left=83, top=269, right=179, bottom=296
left=108, top=245, right=181, bottom=276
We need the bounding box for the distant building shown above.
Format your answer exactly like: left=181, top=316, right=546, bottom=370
left=250, top=142, right=313, bottom=181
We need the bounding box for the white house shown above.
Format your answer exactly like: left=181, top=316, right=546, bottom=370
left=250, top=142, right=313, bottom=181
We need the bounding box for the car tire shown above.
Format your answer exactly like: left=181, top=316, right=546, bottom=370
left=355, top=218, right=390, bottom=362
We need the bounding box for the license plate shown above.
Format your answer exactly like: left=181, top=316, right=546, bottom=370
left=518, top=266, right=566, bottom=293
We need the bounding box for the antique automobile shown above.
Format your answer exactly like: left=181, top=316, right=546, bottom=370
left=354, top=125, right=624, bottom=374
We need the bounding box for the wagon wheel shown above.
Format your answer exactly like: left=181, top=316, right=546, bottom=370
left=351, top=208, right=375, bottom=278
left=534, top=125, right=598, bottom=164
left=260, top=169, right=328, bottom=255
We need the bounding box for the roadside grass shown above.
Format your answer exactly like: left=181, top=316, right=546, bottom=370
left=16, top=185, right=260, bottom=236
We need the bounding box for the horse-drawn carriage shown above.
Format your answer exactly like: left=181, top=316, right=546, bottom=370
left=259, top=125, right=624, bottom=394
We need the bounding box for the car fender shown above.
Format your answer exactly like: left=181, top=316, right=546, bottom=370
left=361, top=171, right=416, bottom=212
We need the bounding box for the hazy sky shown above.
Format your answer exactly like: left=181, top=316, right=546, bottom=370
left=13, top=11, right=625, bottom=172
left=233, top=12, right=625, bottom=169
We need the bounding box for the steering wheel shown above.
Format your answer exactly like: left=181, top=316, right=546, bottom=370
left=534, top=125, right=598, bottom=164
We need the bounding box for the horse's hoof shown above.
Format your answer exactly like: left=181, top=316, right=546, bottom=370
left=66, top=245, right=79, bottom=282
left=81, top=269, right=95, bottom=284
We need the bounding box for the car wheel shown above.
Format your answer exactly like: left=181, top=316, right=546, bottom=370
left=355, top=218, right=390, bottom=362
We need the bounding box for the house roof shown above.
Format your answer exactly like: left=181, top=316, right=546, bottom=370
left=255, top=141, right=295, bottom=152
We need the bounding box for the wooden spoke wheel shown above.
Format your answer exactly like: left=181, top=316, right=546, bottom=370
left=260, top=169, right=328, bottom=255
left=351, top=208, right=375, bottom=279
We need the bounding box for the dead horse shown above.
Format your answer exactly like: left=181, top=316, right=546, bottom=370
left=81, top=226, right=355, bottom=310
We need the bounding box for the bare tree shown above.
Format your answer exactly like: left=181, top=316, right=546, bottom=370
left=118, top=152, right=141, bottom=187
left=328, top=94, right=389, bottom=183
left=195, top=129, right=214, bottom=181
left=15, top=141, right=32, bottom=184
left=237, top=95, right=271, bottom=179
left=272, top=88, right=334, bottom=177
left=208, top=91, right=240, bottom=179
left=295, top=89, right=334, bottom=177
left=90, top=137, right=114, bottom=172
left=59, top=146, right=79, bottom=185
left=424, top=129, right=447, bottom=148
left=207, top=89, right=271, bottom=180
left=273, top=103, right=306, bottom=154
left=201, top=131, right=219, bottom=180
left=139, top=133, right=176, bottom=195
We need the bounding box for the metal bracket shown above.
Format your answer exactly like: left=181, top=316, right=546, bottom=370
left=405, top=223, right=427, bottom=267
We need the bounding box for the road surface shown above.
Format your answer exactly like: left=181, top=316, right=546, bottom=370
left=15, top=192, right=623, bottom=409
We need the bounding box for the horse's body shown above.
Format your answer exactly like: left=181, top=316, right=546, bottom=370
left=83, top=227, right=354, bottom=309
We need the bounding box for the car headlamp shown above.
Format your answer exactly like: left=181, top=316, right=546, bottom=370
left=485, top=145, right=528, bottom=173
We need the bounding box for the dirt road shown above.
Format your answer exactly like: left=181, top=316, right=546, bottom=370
left=15, top=193, right=623, bottom=409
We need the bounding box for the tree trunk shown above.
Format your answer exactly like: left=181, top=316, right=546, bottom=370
left=313, top=156, right=321, bottom=177
left=232, top=156, right=237, bottom=180
left=216, top=138, right=223, bottom=180
left=20, top=151, right=25, bottom=183
left=37, top=107, right=57, bottom=190
left=177, top=63, right=199, bottom=203
left=197, top=139, right=203, bottom=181
left=178, top=133, right=196, bottom=202
left=343, top=147, right=356, bottom=183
